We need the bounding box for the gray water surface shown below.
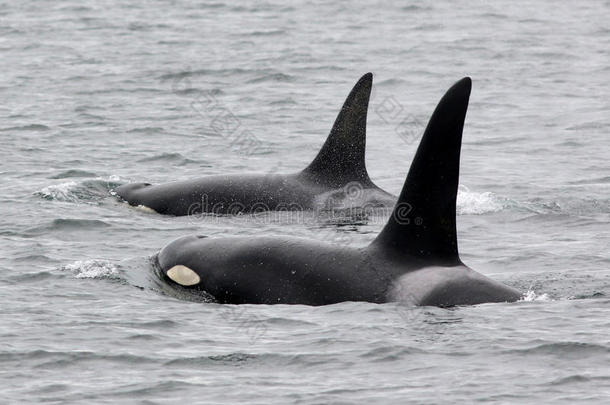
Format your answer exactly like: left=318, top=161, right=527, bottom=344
left=1, top=1, right=609, bottom=403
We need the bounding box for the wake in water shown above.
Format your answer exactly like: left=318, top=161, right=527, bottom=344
left=520, top=290, right=551, bottom=302
left=36, top=175, right=123, bottom=203
left=457, top=185, right=506, bottom=214
left=62, top=259, right=120, bottom=280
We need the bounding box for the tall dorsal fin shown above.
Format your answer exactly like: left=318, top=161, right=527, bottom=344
left=300, top=73, right=373, bottom=187
left=370, top=77, right=472, bottom=265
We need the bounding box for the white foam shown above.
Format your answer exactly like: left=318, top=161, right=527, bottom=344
left=520, top=290, right=551, bottom=302
left=38, top=181, right=78, bottom=202
left=64, top=259, right=120, bottom=279
left=457, top=185, right=505, bottom=215
left=38, top=175, right=123, bottom=202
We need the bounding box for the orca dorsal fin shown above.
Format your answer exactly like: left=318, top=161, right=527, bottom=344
left=371, top=77, right=472, bottom=265
left=300, top=73, right=373, bottom=187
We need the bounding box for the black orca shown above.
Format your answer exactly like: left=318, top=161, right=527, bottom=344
left=115, top=73, right=395, bottom=216
left=154, top=77, right=522, bottom=306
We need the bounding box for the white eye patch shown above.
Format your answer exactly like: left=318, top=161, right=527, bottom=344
left=167, top=265, right=200, bottom=286
left=135, top=205, right=157, bottom=214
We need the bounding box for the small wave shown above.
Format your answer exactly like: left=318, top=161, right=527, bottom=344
left=519, top=198, right=562, bottom=214
left=13, top=254, right=58, bottom=263
left=259, top=317, right=318, bottom=327
left=550, top=374, right=591, bottom=385
left=557, top=140, right=584, bottom=147
left=126, top=126, right=165, bottom=134
left=457, top=186, right=506, bottom=214
left=76, top=112, right=106, bottom=121
left=479, top=12, right=508, bottom=19
left=230, top=4, right=293, bottom=12
left=126, top=334, right=159, bottom=341
left=136, top=152, right=196, bottom=165
left=247, top=73, right=295, bottom=84
left=510, top=342, right=610, bottom=357
left=172, top=87, right=220, bottom=96
left=526, top=197, right=610, bottom=215
left=158, top=68, right=249, bottom=81
left=0, top=349, right=158, bottom=368
left=415, top=23, right=444, bottom=31
left=63, top=259, right=120, bottom=280
left=158, top=70, right=205, bottom=81
left=9, top=271, right=57, bottom=283
left=47, top=218, right=110, bottom=231
left=401, top=4, right=430, bottom=11
left=474, top=136, right=529, bottom=146
left=113, top=319, right=180, bottom=330
left=567, top=176, right=610, bottom=186
left=359, top=345, right=425, bottom=361
left=269, top=97, right=297, bottom=105
left=164, top=353, right=256, bottom=367
left=199, top=2, right=225, bottom=9
left=375, top=78, right=407, bottom=87
left=566, top=121, right=606, bottom=131
left=208, top=352, right=257, bottom=363
left=248, top=29, right=286, bottom=37
left=22, top=218, right=110, bottom=237
left=571, top=292, right=606, bottom=299
left=164, top=352, right=331, bottom=369
left=127, top=22, right=170, bottom=32
left=48, top=169, right=98, bottom=179
left=0, top=124, right=50, bottom=132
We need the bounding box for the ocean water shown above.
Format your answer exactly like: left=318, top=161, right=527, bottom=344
left=1, top=0, right=609, bottom=403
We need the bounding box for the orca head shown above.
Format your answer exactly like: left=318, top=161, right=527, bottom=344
left=115, top=182, right=152, bottom=205
left=155, top=235, right=206, bottom=287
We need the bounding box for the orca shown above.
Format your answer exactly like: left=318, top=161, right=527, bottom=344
left=154, top=77, right=522, bottom=306
left=115, top=73, right=395, bottom=216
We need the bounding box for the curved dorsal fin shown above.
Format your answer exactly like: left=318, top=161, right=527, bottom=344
left=370, top=77, right=472, bottom=265
left=301, top=73, right=373, bottom=187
